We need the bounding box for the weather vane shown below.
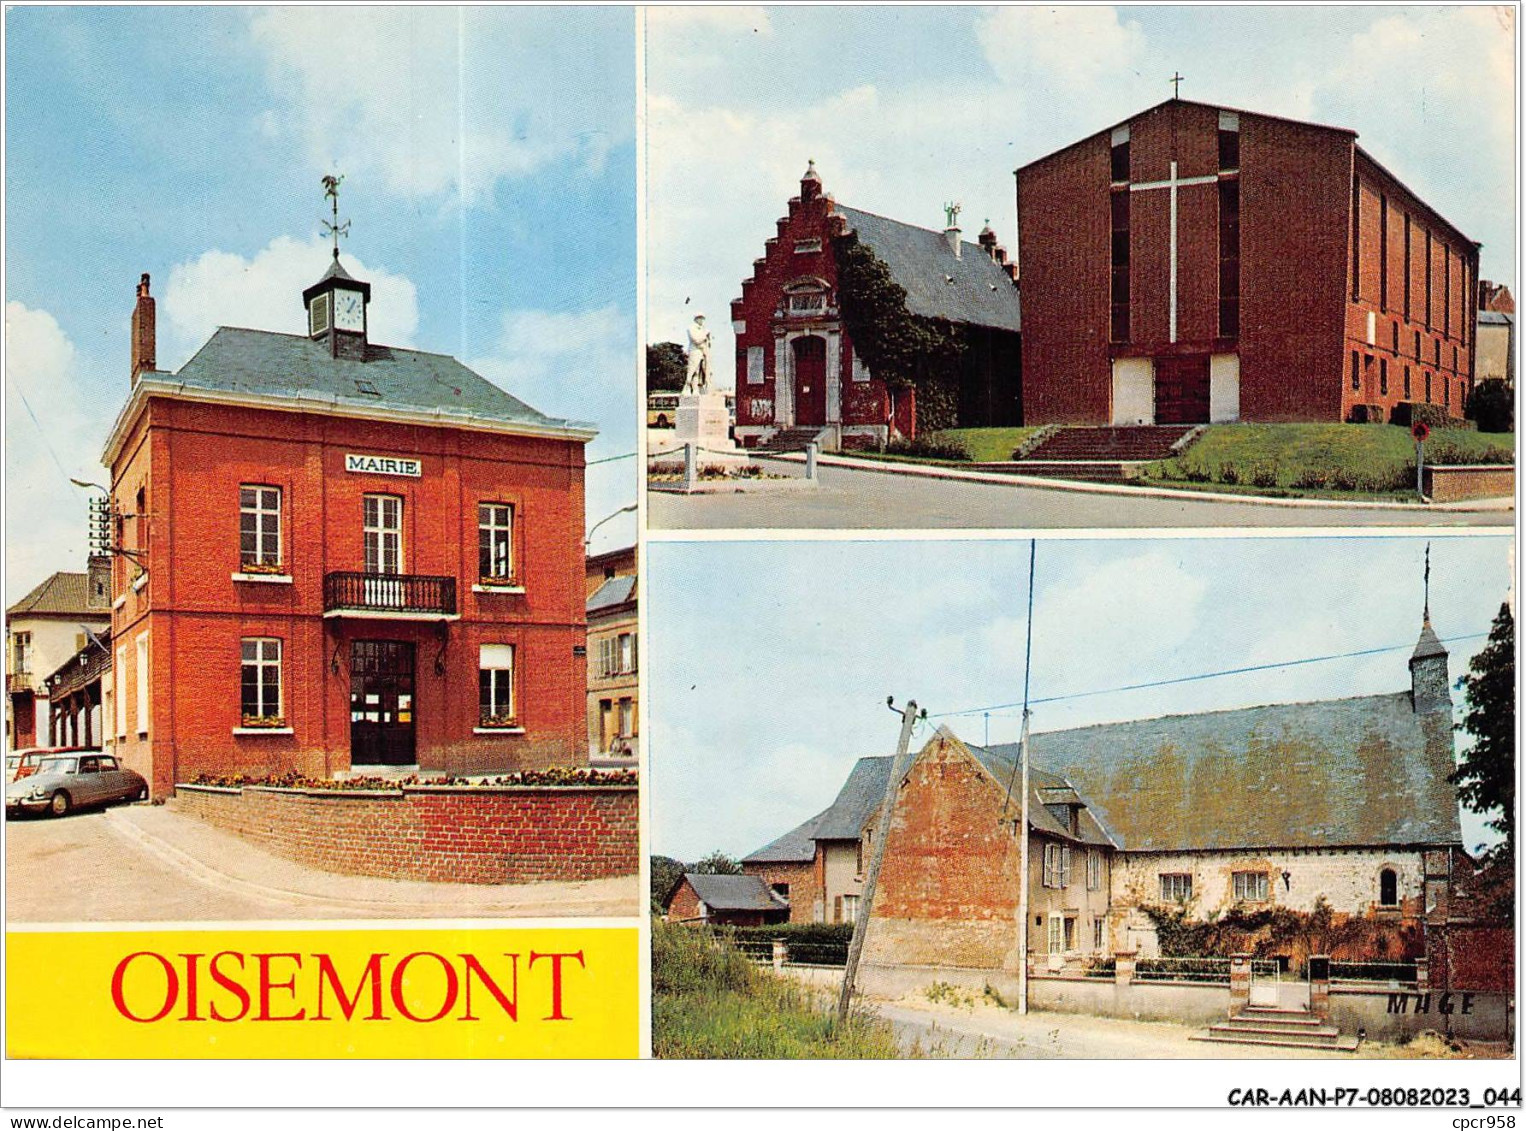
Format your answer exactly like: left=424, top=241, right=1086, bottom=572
left=321, top=174, right=350, bottom=261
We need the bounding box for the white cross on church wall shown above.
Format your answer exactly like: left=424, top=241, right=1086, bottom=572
left=1129, top=160, right=1217, bottom=343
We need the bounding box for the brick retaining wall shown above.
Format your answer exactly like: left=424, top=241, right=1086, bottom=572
left=1424, top=464, right=1514, bottom=502
left=171, top=782, right=638, bottom=885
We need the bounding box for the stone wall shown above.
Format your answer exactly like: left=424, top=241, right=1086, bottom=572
left=1424, top=465, right=1514, bottom=503
left=172, top=781, right=637, bottom=885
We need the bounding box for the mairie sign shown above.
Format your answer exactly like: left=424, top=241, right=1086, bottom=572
left=345, top=453, right=422, bottom=477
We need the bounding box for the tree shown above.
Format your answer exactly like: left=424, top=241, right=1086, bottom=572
left=1451, top=602, right=1515, bottom=864
left=646, top=342, right=687, bottom=394
left=1466, top=378, right=1514, bottom=433
left=650, top=854, right=686, bottom=913
left=691, top=849, right=742, bottom=875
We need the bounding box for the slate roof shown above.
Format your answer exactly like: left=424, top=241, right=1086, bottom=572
left=6, top=573, right=95, bottom=619
left=680, top=873, right=788, bottom=913
left=1478, top=310, right=1513, bottom=326
left=834, top=205, right=1022, bottom=333
left=743, top=808, right=829, bottom=864
left=975, top=691, right=1461, bottom=853
left=961, top=739, right=1116, bottom=848
left=586, top=575, right=637, bottom=616
left=161, top=326, right=590, bottom=434
left=812, top=755, right=893, bottom=840
left=1412, top=618, right=1448, bottom=661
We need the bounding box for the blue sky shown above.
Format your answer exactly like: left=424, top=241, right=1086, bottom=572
left=646, top=5, right=1516, bottom=367
left=649, top=534, right=1514, bottom=862
left=5, top=7, right=637, bottom=601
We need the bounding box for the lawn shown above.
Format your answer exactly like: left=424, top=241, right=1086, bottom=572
left=1143, top=423, right=1513, bottom=495
left=926, top=426, right=1048, bottom=462
left=651, top=919, right=902, bottom=1059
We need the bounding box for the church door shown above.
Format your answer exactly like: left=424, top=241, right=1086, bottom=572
left=1154, top=355, right=1211, bottom=424
left=792, top=336, right=827, bottom=426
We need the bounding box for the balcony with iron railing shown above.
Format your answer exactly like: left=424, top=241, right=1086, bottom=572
left=322, top=572, right=459, bottom=620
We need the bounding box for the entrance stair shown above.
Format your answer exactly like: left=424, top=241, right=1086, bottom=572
left=1191, top=1006, right=1360, bottom=1052
left=1018, top=425, right=1199, bottom=464
left=756, top=426, right=828, bottom=454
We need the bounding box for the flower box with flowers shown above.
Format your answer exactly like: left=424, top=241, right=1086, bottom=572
left=239, top=561, right=286, bottom=575
left=478, top=713, right=520, bottom=730
left=476, top=576, right=521, bottom=589
left=240, top=714, right=288, bottom=729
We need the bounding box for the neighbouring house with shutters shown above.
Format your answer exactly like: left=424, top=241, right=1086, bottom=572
left=585, top=544, right=638, bottom=765
left=5, top=565, right=111, bottom=750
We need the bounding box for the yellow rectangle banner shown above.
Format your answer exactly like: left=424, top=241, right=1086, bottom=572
left=6, top=927, right=638, bottom=1059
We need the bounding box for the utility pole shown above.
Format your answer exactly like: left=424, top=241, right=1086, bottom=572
left=998, top=539, right=1038, bottom=1015
left=836, top=696, right=924, bottom=1031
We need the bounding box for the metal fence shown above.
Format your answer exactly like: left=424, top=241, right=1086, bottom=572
left=1135, top=956, right=1233, bottom=984
left=1082, top=958, right=1117, bottom=980
left=1330, top=960, right=1419, bottom=985
left=729, top=938, right=849, bottom=968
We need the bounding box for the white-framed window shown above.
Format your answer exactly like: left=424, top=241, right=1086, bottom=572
left=240, top=638, right=282, bottom=721
left=841, top=894, right=860, bottom=925
left=115, top=644, right=127, bottom=738
left=1160, top=873, right=1193, bottom=903
left=1087, top=849, right=1103, bottom=891
left=1047, top=914, right=1063, bottom=954
left=477, top=503, right=513, bottom=579
left=1232, top=871, right=1269, bottom=902
left=239, top=485, right=282, bottom=568
left=746, top=346, right=765, bottom=385
left=618, top=631, right=636, bottom=675
left=479, top=643, right=515, bottom=725
left=363, top=494, right=403, bottom=574
left=134, top=633, right=150, bottom=735
left=10, top=631, right=31, bottom=675
left=618, top=697, right=635, bottom=739
left=1093, top=918, right=1105, bottom=951
left=1042, top=842, right=1071, bottom=889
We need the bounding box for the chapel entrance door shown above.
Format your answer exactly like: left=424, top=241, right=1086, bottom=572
left=1154, top=355, right=1211, bottom=424
left=792, top=336, right=827, bottom=426
left=350, top=640, right=416, bottom=766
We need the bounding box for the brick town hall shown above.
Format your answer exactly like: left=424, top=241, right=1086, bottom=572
left=101, top=214, right=596, bottom=797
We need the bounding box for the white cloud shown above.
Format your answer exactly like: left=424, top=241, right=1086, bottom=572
left=248, top=8, right=625, bottom=203
left=977, top=6, right=1146, bottom=91
left=4, top=302, right=105, bottom=602
left=645, top=7, right=773, bottom=35
left=161, top=236, right=418, bottom=366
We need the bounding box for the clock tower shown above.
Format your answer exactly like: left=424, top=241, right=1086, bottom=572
left=302, top=173, right=372, bottom=360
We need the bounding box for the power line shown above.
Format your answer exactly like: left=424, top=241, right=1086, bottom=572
left=10, top=384, right=84, bottom=498
left=933, top=630, right=1490, bottom=720
left=587, top=451, right=636, bottom=466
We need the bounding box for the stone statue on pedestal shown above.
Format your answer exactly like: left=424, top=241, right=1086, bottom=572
left=684, top=313, right=713, bottom=394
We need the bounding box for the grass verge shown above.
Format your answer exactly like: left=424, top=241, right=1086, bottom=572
left=1142, top=424, right=1513, bottom=495
left=651, top=918, right=903, bottom=1058
left=927, top=427, right=1048, bottom=462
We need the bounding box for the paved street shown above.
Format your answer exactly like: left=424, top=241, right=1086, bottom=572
left=650, top=458, right=1513, bottom=530
left=5, top=804, right=640, bottom=922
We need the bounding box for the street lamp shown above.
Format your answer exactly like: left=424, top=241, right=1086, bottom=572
left=585, top=503, right=637, bottom=550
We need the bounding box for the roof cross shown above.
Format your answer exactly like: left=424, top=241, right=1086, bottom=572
left=1170, top=71, right=1185, bottom=99
left=321, top=174, right=351, bottom=262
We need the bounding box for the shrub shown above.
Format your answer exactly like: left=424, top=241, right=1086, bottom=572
left=1216, top=462, right=1240, bottom=485
left=1391, top=402, right=1468, bottom=431
left=1291, top=467, right=1329, bottom=490
left=1467, top=378, right=1514, bottom=433
left=885, top=434, right=971, bottom=462
left=1249, top=461, right=1280, bottom=488
left=1329, top=468, right=1359, bottom=491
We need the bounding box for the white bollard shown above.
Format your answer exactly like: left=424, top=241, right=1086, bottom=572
left=805, top=440, right=818, bottom=481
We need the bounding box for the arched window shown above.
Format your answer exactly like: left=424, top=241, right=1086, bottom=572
left=1379, top=868, right=1398, bottom=907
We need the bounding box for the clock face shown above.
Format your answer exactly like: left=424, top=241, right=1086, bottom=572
left=334, top=289, right=365, bottom=332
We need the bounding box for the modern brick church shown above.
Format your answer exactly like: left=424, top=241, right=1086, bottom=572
left=1017, top=98, right=1480, bottom=426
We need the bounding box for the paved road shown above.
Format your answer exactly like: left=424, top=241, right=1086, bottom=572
left=5, top=804, right=640, bottom=922
left=650, top=459, right=1513, bottom=530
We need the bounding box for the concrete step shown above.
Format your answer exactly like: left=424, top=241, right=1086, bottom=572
left=1191, top=1030, right=1361, bottom=1052
left=1235, top=1007, right=1325, bottom=1027
left=757, top=427, right=826, bottom=453
left=1020, top=425, right=1198, bottom=463
left=1211, top=1020, right=1343, bottom=1042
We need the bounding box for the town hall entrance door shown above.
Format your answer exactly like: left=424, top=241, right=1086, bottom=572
left=792, top=336, right=827, bottom=426
left=350, top=640, right=416, bottom=766
left=1154, top=355, right=1211, bottom=424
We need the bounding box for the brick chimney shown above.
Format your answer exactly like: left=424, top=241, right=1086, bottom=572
left=131, top=273, right=155, bottom=385
left=978, top=223, right=999, bottom=261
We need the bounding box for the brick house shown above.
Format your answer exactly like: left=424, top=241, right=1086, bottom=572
left=664, top=872, right=790, bottom=927
left=5, top=565, right=111, bottom=750
left=730, top=161, right=1022, bottom=450
left=585, top=545, right=637, bottom=765
left=755, top=611, right=1485, bottom=983
left=101, top=261, right=596, bottom=798
left=1016, top=98, right=1479, bottom=426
